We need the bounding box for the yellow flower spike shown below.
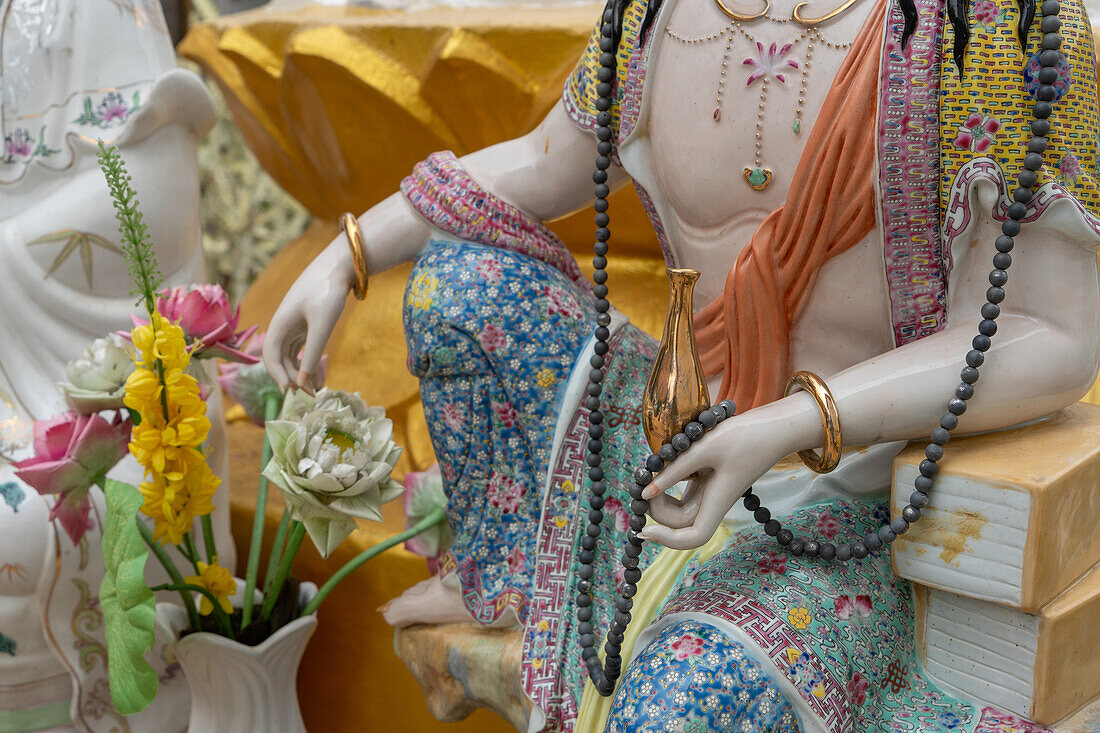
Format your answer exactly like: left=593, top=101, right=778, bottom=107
left=124, top=307, right=219, bottom=544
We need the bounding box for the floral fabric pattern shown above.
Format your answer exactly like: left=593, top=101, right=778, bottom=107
left=646, top=499, right=1050, bottom=733
left=520, top=324, right=662, bottom=729
left=404, top=239, right=593, bottom=624
left=606, top=620, right=800, bottom=733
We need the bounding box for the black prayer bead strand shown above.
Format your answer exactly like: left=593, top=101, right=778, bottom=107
left=575, top=0, right=1063, bottom=696
left=735, top=0, right=1064, bottom=563
left=576, top=0, right=626, bottom=696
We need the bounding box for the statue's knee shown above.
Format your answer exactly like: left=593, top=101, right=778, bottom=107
left=606, top=619, right=800, bottom=733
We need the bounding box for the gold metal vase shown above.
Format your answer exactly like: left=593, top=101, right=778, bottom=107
left=642, top=268, right=712, bottom=453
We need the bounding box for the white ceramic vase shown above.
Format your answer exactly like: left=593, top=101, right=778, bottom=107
left=156, top=582, right=318, bottom=733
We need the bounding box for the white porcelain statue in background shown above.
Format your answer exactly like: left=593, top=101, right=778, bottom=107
left=0, top=1, right=234, bottom=731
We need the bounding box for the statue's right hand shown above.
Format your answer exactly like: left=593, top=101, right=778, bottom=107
left=263, top=240, right=355, bottom=392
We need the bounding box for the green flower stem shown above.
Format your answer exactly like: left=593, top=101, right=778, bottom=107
left=301, top=508, right=446, bottom=617
left=200, top=514, right=218, bottom=565
left=179, top=536, right=202, bottom=574
left=241, top=392, right=282, bottom=629
left=260, top=521, right=306, bottom=622
left=137, top=520, right=201, bottom=632
left=150, top=583, right=235, bottom=640
left=263, top=509, right=291, bottom=594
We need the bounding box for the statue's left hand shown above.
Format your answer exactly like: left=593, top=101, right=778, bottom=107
left=638, top=415, right=788, bottom=550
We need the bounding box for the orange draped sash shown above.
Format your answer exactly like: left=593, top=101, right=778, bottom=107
left=694, top=0, right=886, bottom=409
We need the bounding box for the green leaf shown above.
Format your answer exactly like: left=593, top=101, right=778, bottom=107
left=99, top=479, right=158, bottom=715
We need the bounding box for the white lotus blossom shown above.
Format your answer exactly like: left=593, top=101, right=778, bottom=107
left=60, top=334, right=136, bottom=413
left=262, top=389, right=403, bottom=556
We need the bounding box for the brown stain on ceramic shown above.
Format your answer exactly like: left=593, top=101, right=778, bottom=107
left=898, top=509, right=988, bottom=566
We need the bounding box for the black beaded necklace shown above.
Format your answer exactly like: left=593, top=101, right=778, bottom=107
left=576, top=0, right=1067, bottom=696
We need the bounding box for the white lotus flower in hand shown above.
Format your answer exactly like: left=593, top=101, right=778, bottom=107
left=60, top=334, right=136, bottom=413
left=262, top=389, right=403, bottom=557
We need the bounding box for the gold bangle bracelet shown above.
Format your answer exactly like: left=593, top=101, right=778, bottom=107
left=783, top=370, right=843, bottom=474
left=340, top=212, right=369, bottom=300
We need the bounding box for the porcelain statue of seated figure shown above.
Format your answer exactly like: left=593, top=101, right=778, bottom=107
left=0, top=2, right=234, bottom=731
left=265, top=0, right=1100, bottom=727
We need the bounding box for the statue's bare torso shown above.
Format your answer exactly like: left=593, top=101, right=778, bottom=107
left=646, top=0, right=895, bottom=380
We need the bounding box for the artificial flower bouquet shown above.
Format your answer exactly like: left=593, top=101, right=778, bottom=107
left=12, top=143, right=448, bottom=715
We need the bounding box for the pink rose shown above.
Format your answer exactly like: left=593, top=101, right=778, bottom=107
left=137, top=284, right=258, bottom=363
left=14, top=412, right=131, bottom=544
left=441, top=402, right=468, bottom=432
left=543, top=286, right=582, bottom=319
left=505, top=546, right=526, bottom=573
left=474, top=257, right=503, bottom=284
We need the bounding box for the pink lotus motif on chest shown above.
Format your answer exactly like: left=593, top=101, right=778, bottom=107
left=743, top=41, right=800, bottom=85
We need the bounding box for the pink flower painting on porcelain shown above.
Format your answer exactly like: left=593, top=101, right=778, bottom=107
left=479, top=322, right=507, bottom=354
left=971, top=0, right=1003, bottom=29
left=835, top=594, right=872, bottom=620
left=744, top=42, right=799, bottom=85
left=487, top=472, right=525, bottom=514
left=953, top=113, right=1001, bottom=153
left=814, top=508, right=840, bottom=540
left=756, top=551, right=787, bottom=575
left=603, top=496, right=630, bottom=533
left=848, top=671, right=870, bottom=707
left=13, top=412, right=131, bottom=544
left=670, top=634, right=705, bottom=660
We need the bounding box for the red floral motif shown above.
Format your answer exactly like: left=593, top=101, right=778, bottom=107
left=1059, top=154, right=1082, bottom=182
left=814, top=508, right=840, bottom=540
left=953, top=113, right=1001, bottom=153
left=848, top=671, right=870, bottom=707
left=441, top=401, right=468, bottom=432
left=972, top=0, right=999, bottom=23
left=835, top=594, right=872, bottom=619
left=669, top=634, right=706, bottom=660
left=474, top=257, right=503, bottom=283
left=487, top=472, right=525, bottom=513
left=543, top=285, right=583, bottom=319
left=479, top=323, right=507, bottom=353
left=505, top=546, right=526, bottom=573
left=603, top=497, right=630, bottom=532
left=492, top=400, right=519, bottom=428
left=975, top=707, right=1052, bottom=733
left=757, top=551, right=787, bottom=575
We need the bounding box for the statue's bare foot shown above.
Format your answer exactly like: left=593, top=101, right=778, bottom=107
left=381, top=574, right=519, bottom=629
